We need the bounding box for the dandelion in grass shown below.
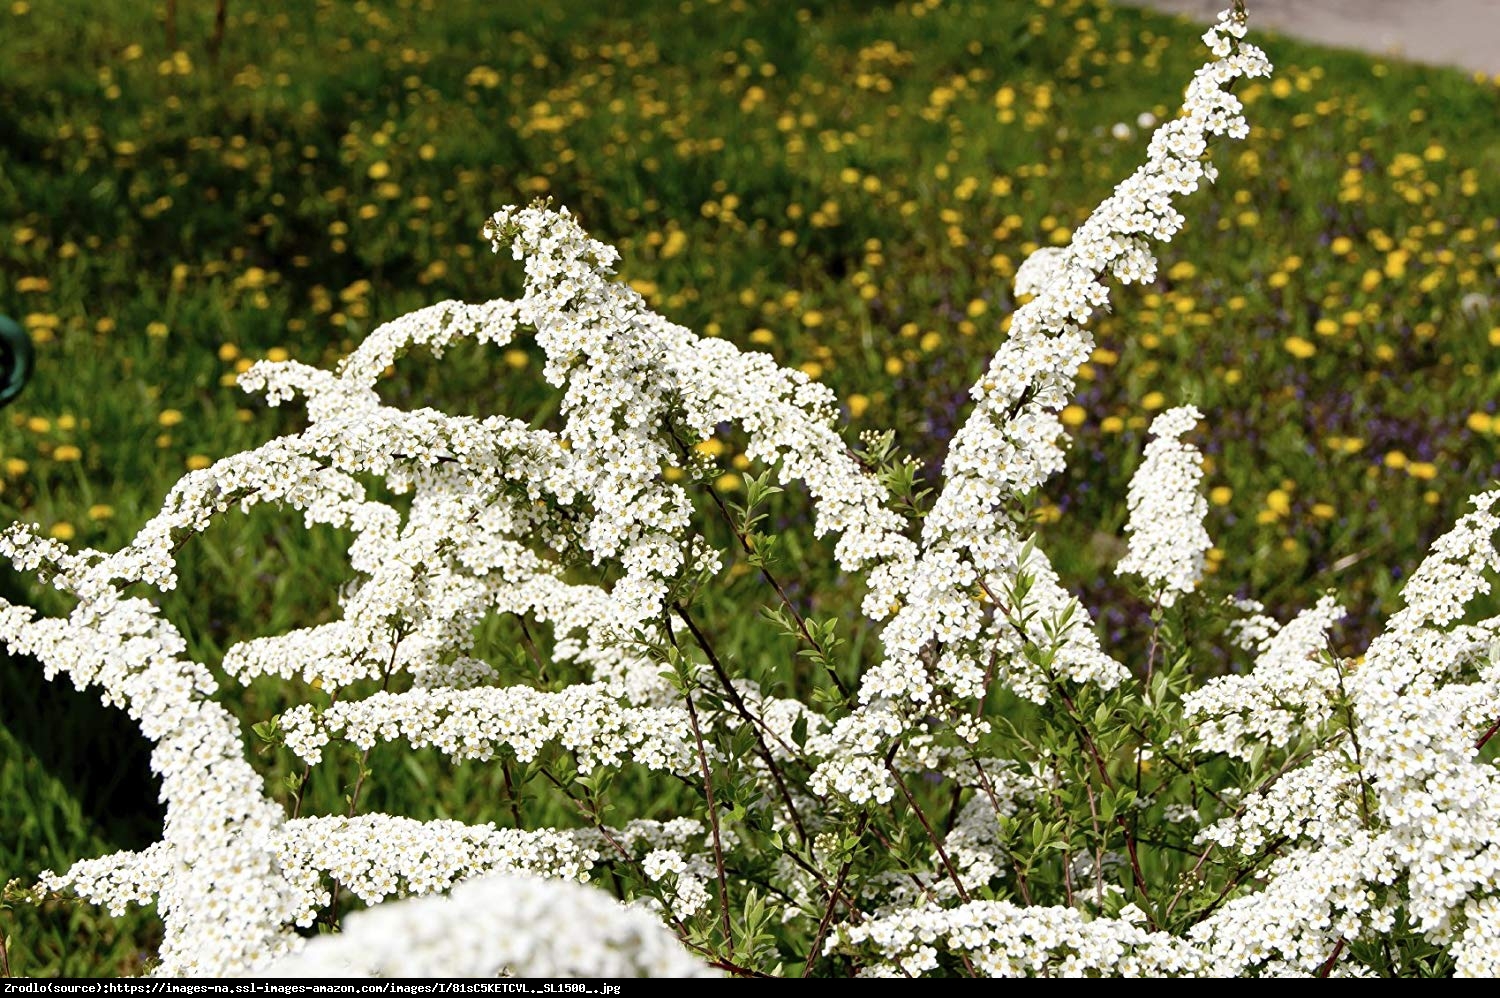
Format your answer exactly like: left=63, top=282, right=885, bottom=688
left=1116, top=405, right=1211, bottom=607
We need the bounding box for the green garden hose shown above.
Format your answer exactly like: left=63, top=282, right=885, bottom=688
left=0, top=313, right=34, bottom=407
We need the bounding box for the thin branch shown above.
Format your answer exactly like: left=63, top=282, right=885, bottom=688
left=513, top=614, right=547, bottom=679
left=1074, top=760, right=1104, bottom=906
left=1187, top=835, right=1290, bottom=926
left=802, top=816, right=867, bottom=977
left=1050, top=759, right=1079, bottom=910
left=1056, top=687, right=1114, bottom=790
left=1331, top=660, right=1374, bottom=826
left=886, top=760, right=970, bottom=903
left=781, top=843, right=865, bottom=920
left=1055, top=685, right=1157, bottom=927
left=706, top=958, right=777, bottom=979
left=964, top=747, right=1032, bottom=903
left=500, top=758, right=525, bottom=830
left=1145, top=600, right=1162, bottom=685
left=676, top=434, right=849, bottom=699
left=1316, top=937, right=1346, bottom=978
left=666, top=604, right=866, bottom=946
left=1164, top=744, right=1322, bottom=923
left=537, top=765, right=632, bottom=862
left=208, top=0, right=228, bottom=65
left=1127, top=721, right=1228, bottom=807
left=674, top=603, right=809, bottom=845
left=683, top=687, right=735, bottom=960
left=537, top=767, right=753, bottom=975
left=328, top=631, right=400, bottom=927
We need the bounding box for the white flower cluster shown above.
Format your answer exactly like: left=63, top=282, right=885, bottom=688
left=1183, top=595, right=1346, bottom=759
left=1173, top=490, right=1500, bottom=974
left=833, top=901, right=1205, bottom=976
left=641, top=848, right=715, bottom=917
left=1115, top=405, right=1211, bottom=606
left=1225, top=596, right=1281, bottom=652
left=17, top=3, right=1500, bottom=979
left=275, top=816, right=602, bottom=917
left=0, top=527, right=303, bottom=975
left=923, top=759, right=1040, bottom=899
left=260, top=873, right=716, bottom=978
left=279, top=685, right=693, bottom=772
left=810, top=4, right=1271, bottom=802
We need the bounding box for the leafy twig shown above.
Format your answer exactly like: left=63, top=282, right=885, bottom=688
left=683, top=686, right=735, bottom=960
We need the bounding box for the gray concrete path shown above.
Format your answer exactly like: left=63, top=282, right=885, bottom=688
left=1120, top=0, right=1500, bottom=76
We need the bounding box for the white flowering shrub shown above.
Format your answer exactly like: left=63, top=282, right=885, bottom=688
left=6, top=6, right=1500, bottom=977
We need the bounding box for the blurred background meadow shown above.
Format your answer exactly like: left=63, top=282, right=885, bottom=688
left=2, top=0, right=1499, bottom=975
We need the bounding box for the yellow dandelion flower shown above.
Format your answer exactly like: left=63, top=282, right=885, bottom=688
left=1283, top=335, right=1316, bottom=359
left=1407, top=461, right=1437, bottom=480
left=1033, top=502, right=1061, bottom=524
left=660, top=229, right=687, bottom=259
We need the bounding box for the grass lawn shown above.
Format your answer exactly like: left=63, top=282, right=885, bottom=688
left=2, top=0, right=1498, bottom=975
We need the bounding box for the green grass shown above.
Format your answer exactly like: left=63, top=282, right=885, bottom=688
left=2, top=0, right=1499, bottom=975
